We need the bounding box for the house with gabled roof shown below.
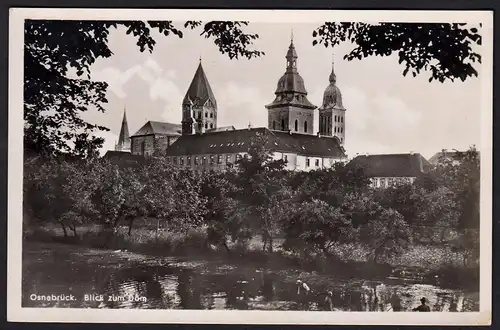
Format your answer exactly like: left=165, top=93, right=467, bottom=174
left=347, top=153, right=432, bottom=188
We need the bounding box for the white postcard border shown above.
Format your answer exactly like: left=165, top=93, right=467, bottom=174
left=7, top=8, right=493, bottom=325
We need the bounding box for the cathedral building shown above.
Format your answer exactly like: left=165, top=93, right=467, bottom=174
left=107, top=39, right=348, bottom=171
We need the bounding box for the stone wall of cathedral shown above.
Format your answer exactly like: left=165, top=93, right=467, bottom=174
left=268, top=106, right=314, bottom=134
left=131, top=135, right=179, bottom=156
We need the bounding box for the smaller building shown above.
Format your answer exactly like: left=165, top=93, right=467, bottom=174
left=428, top=149, right=477, bottom=166
left=348, top=153, right=432, bottom=188
left=103, top=150, right=144, bottom=167
left=130, top=121, right=182, bottom=156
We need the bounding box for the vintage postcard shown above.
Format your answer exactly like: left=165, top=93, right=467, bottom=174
left=8, top=8, right=492, bottom=325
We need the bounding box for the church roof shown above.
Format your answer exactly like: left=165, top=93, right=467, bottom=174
left=266, top=41, right=316, bottom=110
left=183, top=62, right=217, bottom=107
left=206, top=125, right=236, bottom=133
left=165, top=127, right=345, bottom=158
left=347, top=153, right=432, bottom=177
left=319, top=59, right=345, bottom=110
left=117, top=110, right=131, bottom=148
left=131, top=121, right=182, bottom=137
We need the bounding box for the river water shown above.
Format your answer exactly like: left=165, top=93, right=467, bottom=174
left=22, top=242, right=479, bottom=311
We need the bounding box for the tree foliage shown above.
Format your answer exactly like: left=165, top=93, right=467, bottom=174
left=23, top=144, right=480, bottom=266
left=312, top=22, right=482, bottom=83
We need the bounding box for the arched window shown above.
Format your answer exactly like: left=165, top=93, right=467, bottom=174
left=334, top=127, right=337, bottom=133
left=281, top=119, right=285, bottom=130
left=304, top=121, right=308, bottom=133
left=334, top=115, right=337, bottom=122
left=205, top=123, right=208, bottom=129
left=294, top=120, right=298, bottom=132
left=210, top=123, right=214, bottom=129
left=272, top=121, right=276, bottom=130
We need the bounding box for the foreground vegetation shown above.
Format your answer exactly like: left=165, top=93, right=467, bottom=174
left=23, top=135, right=480, bottom=286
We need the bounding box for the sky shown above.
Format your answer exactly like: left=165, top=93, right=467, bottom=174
left=85, top=22, right=482, bottom=159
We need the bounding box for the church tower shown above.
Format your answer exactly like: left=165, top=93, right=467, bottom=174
left=318, top=55, right=346, bottom=145
left=115, top=108, right=131, bottom=152
left=265, top=35, right=316, bottom=134
left=181, top=59, right=217, bottom=135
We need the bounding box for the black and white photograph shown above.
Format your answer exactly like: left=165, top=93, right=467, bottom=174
left=8, top=8, right=492, bottom=324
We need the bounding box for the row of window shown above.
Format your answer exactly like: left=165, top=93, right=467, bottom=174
left=170, top=154, right=246, bottom=166
left=202, top=122, right=214, bottom=129
left=334, top=115, right=344, bottom=123
left=170, top=153, right=326, bottom=169
left=272, top=119, right=308, bottom=133
left=320, top=116, right=333, bottom=135
left=334, top=126, right=344, bottom=133
left=192, top=111, right=215, bottom=120
left=373, top=177, right=414, bottom=188
left=305, top=158, right=321, bottom=167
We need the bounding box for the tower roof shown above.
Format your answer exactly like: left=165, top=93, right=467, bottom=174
left=320, top=55, right=345, bottom=110
left=266, top=40, right=316, bottom=110
left=183, top=61, right=217, bottom=108
left=116, top=109, right=130, bottom=151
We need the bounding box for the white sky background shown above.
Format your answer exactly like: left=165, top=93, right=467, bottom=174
left=86, top=22, right=482, bottom=159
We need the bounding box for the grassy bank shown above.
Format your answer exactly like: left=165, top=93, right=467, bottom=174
left=23, top=224, right=479, bottom=290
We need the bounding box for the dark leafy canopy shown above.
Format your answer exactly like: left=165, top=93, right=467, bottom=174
left=24, top=20, right=263, bottom=157
left=312, top=22, right=482, bottom=83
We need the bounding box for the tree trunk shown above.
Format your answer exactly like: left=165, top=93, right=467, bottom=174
left=155, top=218, right=160, bottom=244
left=267, top=236, right=273, bottom=254
left=127, top=217, right=134, bottom=236
left=70, top=224, right=77, bottom=237
left=60, top=222, right=68, bottom=237
left=222, top=240, right=231, bottom=254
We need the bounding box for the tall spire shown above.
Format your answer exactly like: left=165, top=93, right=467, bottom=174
left=182, top=60, right=217, bottom=108
left=290, top=29, right=294, bottom=43
left=286, top=31, right=298, bottom=73
left=329, top=52, right=337, bottom=84
left=116, top=106, right=131, bottom=152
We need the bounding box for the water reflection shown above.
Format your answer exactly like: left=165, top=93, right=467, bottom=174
left=22, top=243, right=479, bottom=311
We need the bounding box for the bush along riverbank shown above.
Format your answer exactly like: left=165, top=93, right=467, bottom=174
left=23, top=224, right=479, bottom=292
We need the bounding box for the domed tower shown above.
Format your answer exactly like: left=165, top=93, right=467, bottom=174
left=265, top=35, right=317, bottom=134
left=318, top=55, right=346, bottom=145
left=181, top=59, right=217, bottom=135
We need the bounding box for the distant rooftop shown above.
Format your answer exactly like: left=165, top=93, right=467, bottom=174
left=347, top=153, right=432, bottom=177
left=131, top=121, right=182, bottom=137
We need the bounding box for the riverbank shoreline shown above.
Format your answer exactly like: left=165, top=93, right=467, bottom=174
left=23, top=224, right=479, bottom=291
